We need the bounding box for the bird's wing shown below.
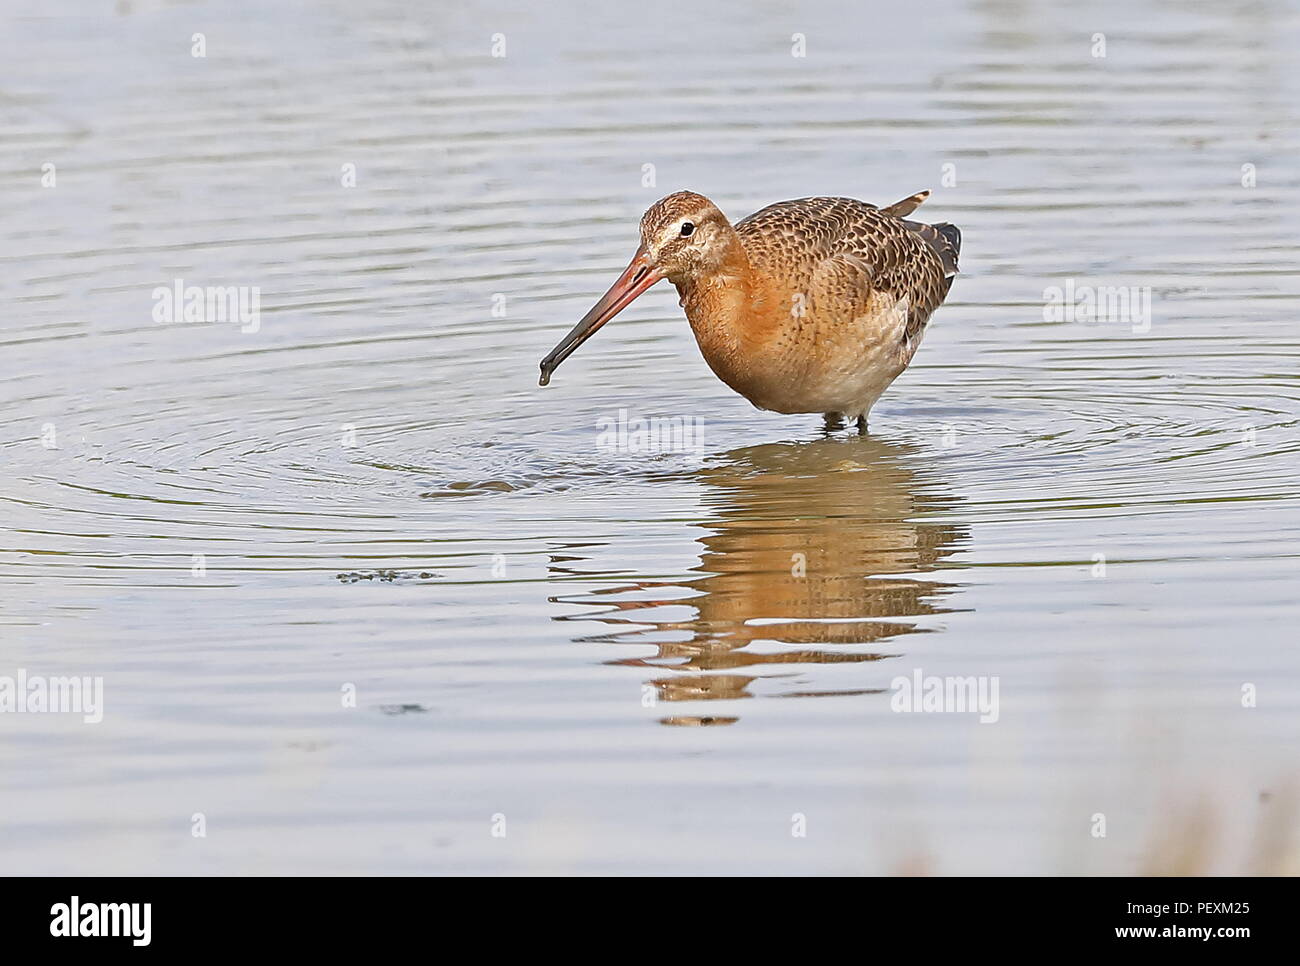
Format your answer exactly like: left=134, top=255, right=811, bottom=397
left=737, top=197, right=958, bottom=359
left=807, top=252, right=913, bottom=363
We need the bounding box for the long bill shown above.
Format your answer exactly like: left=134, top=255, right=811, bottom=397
left=539, top=249, right=664, bottom=386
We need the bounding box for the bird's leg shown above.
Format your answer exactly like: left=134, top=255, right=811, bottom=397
left=822, top=412, right=844, bottom=433
left=855, top=415, right=869, bottom=435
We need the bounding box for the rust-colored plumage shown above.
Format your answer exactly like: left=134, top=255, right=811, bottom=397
left=539, top=189, right=961, bottom=429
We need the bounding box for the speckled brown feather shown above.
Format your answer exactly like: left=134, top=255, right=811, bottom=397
left=626, top=191, right=965, bottom=420
left=552, top=189, right=962, bottom=423
left=733, top=195, right=959, bottom=365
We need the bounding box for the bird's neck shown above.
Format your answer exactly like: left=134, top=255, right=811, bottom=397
left=674, top=241, right=777, bottom=394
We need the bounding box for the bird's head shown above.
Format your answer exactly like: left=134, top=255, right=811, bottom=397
left=539, top=191, right=733, bottom=386
left=636, top=190, right=733, bottom=284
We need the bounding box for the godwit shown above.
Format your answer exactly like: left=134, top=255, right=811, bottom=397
left=538, top=190, right=961, bottom=431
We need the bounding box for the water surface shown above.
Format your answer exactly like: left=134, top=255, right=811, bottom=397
left=1, top=0, right=1298, bottom=874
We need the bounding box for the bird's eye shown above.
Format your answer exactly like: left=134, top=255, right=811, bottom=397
left=680, top=222, right=695, bottom=237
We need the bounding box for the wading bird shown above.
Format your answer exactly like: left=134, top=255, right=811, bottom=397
left=539, top=190, right=960, bottom=431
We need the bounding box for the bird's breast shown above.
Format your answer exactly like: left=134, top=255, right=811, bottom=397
left=677, top=275, right=911, bottom=417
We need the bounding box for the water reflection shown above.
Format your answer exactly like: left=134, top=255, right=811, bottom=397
left=549, top=437, right=969, bottom=725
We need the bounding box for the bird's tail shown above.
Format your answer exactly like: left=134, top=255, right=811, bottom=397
left=883, top=190, right=961, bottom=278
left=903, top=220, right=961, bottom=278
left=879, top=190, right=930, bottom=219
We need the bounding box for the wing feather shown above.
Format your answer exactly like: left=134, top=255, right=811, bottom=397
left=736, top=196, right=959, bottom=358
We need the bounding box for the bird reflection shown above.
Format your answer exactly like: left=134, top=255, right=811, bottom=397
left=547, top=436, right=968, bottom=725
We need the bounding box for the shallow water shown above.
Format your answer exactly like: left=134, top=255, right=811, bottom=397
left=1, top=0, right=1297, bottom=874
